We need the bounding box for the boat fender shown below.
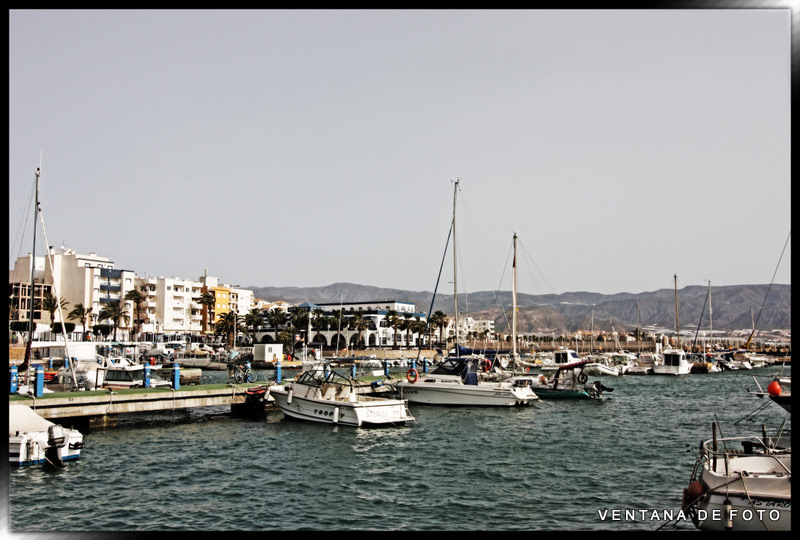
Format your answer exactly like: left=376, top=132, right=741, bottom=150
left=577, top=372, right=588, bottom=384
left=333, top=406, right=340, bottom=423
left=287, top=388, right=293, bottom=404
left=407, top=368, right=419, bottom=384
left=682, top=481, right=705, bottom=509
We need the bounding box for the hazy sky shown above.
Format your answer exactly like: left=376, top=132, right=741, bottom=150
left=9, top=8, right=792, bottom=297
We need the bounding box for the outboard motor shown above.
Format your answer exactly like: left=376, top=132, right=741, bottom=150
left=585, top=380, right=614, bottom=399
left=45, top=424, right=66, bottom=468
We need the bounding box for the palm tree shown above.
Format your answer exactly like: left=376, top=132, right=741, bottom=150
left=68, top=303, right=93, bottom=341
left=244, top=308, right=264, bottom=343
left=386, top=309, right=401, bottom=349
left=411, top=317, right=425, bottom=348
left=290, top=309, right=309, bottom=353
left=198, top=291, right=216, bottom=334
left=124, top=289, right=145, bottom=341
left=266, top=308, right=287, bottom=342
left=41, top=292, right=69, bottom=332
left=215, top=311, right=247, bottom=348
left=98, top=300, right=129, bottom=341
left=351, top=310, right=368, bottom=349
left=429, top=310, right=449, bottom=347
left=310, top=307, right=326, bottom=344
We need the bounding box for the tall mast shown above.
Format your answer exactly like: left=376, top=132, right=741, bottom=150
left=512, top=232, right=517, bottom=358
left=23, top=168, right=41, bottom=369
left=708, top=280, right=712, bottom=350
left=636, top=302, right=640, bottom=356
left=674, top=274, right=681, bottom=350
left=452, top=178, right=460, bottom=355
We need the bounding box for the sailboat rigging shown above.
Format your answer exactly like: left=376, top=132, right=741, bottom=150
left=396, top=181, right=538, bottom=406
left=16, top=167, right=79, bottom=390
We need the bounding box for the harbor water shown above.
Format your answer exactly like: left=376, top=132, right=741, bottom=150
left=6, top=364, right=791, bottom=532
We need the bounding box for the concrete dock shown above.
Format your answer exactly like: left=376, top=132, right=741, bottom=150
left=9, top=384, right=262, bottom=430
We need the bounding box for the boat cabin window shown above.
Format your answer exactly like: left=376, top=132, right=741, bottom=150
left=664, top=353, right=683, bottom=366
left=104, top=369, right=143, bottom=383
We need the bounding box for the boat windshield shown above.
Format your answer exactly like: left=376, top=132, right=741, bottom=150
left=295, top=369, right=354, bottom=388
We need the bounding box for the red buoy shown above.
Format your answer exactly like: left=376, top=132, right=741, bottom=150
left=767, top=381, right=782, bottom=396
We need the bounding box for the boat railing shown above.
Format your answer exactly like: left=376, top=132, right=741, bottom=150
left=700, top=434, right=792, bottom=476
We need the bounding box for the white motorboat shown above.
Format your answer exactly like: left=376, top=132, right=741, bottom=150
left=654, top=275, right=691, bottom=375
left=54, top=356, right=171, bottom=390
left=728, top=350, right=754, bottom=370
left=9, top=405, right=85, bottom=468
left=581, top=354, right=620, bottom=376
left=268, top=369, right=415, bottom=427
left=395, top=355, right=538, bottom=406
left=653, top=349, right=691, bottom=375
left=682, top=422, right=791, bottom=531
left=607, top=351, right=638, bottom=375
left=540, top=348, right=582, bottom=372
left=627, top=353, right=660, bottom=375
left=103, top=361, right=172, bottom=389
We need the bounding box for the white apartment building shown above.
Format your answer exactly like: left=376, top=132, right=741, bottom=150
left=8, top=247, right=254, bottom=341
left=440, top=316, right=495, bottom=344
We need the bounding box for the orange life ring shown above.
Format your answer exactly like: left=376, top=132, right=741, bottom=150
left=407, top=368, right=419, bottom=383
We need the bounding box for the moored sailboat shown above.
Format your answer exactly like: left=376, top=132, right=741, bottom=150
left=395, top=182, right=538, bottom=406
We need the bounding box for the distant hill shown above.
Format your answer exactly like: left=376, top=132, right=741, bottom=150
left=247, top=282, right=791, bottom=334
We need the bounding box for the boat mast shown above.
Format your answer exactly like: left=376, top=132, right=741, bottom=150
left=22, top=168, right=41, bottom=374
left=512, top=232, right=517, bottom=358
left=674, top=274, right=681, bottom=350
left=452, top=178, right=460, bottom=356
left=636, top=303, right=640, bottom=356
left=708, top=280, right=712, bottom=351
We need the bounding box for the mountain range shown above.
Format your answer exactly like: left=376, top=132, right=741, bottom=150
left=248, top=282, right=791, bottom=335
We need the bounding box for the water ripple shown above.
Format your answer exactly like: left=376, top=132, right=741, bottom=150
left=8, top=366, right=790, bottom=531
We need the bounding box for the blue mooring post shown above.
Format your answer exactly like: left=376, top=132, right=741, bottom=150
left=143, top=363, right=151, bottom=388
left=276, top=360, right=282, bottom=383
left=10, top=365, right=18, bottom=394
left=49, top=357, right=53, bottom=369
left=172, top=363, right=180, bottom=390
left=351, top=364, right=356, bottom=378
left=33, top=364, right=44, bottom=397
left=423, top=358, right=429, bottom=373
left=411, top=359, right=417, bottom=371
left=66, top=357, right=72, bottom=370
left=384, top=360, right=390, bottom=377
